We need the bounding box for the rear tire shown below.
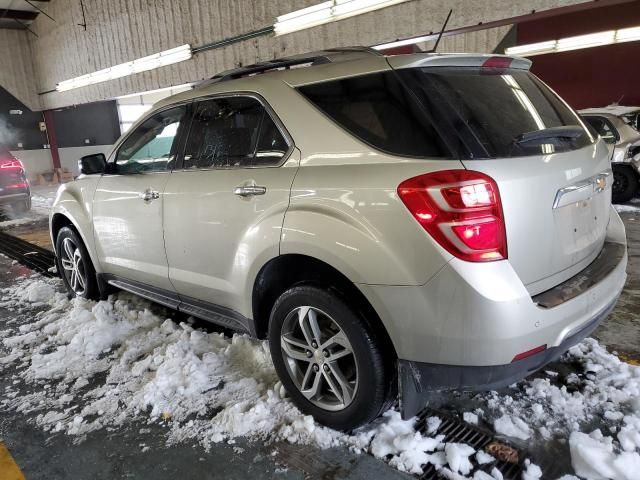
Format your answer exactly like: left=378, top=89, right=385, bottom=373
left=11, top=198, right=31, bottom=216
left=612, top=165, right=639, bottom=204
left=268, top=285, right=394, bottom=431
left=55, top=226, right=99, bottom=300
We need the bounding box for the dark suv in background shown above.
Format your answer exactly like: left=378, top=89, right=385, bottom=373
left=0, top=146, right=31, bottom=215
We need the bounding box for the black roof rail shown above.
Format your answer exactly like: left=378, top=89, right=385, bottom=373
left=196, top=46, right=382, bottom=88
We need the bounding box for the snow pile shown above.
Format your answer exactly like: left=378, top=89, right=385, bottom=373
left=3, top=274, right=640, bottom=478
left=0, top=275, right=538, bottom=478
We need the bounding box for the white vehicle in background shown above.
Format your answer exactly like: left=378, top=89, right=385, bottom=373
left=580, top=106, right=640, bottom=203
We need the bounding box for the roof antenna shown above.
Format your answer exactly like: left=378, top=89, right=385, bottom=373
left=613, top=94, right=624, bottom=106
left=427, top=9, right=453, bottom=53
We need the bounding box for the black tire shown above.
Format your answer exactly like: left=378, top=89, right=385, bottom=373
left=12, top=198, right=31, bottom=216
left=268, top=285, right=394, bottom=431
left=55, top=226, right=99, bottom=300
left=612, top=165, right=639, bottom=204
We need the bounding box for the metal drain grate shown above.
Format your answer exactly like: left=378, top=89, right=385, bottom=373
left=0, top=231, right=57, bottom=277
left=417, top=409, right=525, bottom=479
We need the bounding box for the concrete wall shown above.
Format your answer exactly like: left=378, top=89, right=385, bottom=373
left=0, top=30, right=41, bottom=111
left=10, top=149, right=53, bottom=178
left=27, top=0, right=590, bottom=110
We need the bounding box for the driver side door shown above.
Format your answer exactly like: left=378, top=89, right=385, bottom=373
left=92, top=103, right=189, bottom=294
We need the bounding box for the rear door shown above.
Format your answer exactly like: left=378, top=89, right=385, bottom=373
left=163, top=95, right=298, bottom=311
left=393, top=61, right=611, bottom=294
left=92, top=104, right=188, bottom=291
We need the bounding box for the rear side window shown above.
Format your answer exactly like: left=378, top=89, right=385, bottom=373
left=297, top=72, right=451, bottom=158
left=398, top=68, right=592, bottom=158
left=299, top=68, right=592, bottom=159
left=582, top=116, right=619, bottom=144
left=182, top=96, right=289, bottom=169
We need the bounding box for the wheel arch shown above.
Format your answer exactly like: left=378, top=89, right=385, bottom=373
left=251, top=253, right=398, bottom=359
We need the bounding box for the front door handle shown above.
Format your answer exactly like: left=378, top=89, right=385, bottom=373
left=139, top=189, right=160, bottom=202
left=233, top=185, right=266, bottom=197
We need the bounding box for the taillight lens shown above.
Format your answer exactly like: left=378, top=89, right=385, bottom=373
left=397, top=170, right=507, bottom=262
left=0, top=159, right=24, bottom=171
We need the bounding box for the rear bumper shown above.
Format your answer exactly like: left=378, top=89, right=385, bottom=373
left=398, top=294, right=617, bottom=419
left=0, top=191, right=29, bottom=205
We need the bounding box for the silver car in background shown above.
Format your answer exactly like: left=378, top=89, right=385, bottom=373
left=580, top=106, right=640, bottom=203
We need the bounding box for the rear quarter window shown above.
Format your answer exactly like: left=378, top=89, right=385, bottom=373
left=297, top=72, right=452, bottom=158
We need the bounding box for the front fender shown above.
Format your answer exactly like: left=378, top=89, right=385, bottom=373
left=50, top=176, right=102, bottom=272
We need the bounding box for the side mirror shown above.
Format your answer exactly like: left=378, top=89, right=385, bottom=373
left=79, top=153, right=106, bottom=175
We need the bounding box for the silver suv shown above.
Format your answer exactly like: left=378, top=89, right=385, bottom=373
left=50, top=48, right=628, bottom=430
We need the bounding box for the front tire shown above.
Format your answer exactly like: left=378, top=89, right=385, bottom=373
left=612, top=165, right=639, bottom=204
left=268, top=285, right=393, bottom=430
left=55, top=226, right=99, bottom=300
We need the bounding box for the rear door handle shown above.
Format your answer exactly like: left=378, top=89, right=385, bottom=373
left=233, top=185, right=266, bottom=197
left=139, top=189, right=160, bottom=201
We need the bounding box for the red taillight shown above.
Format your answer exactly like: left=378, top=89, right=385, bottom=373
left=397, top=170, right=507, bottom=262
left=481, top=56, right=513, bottom=74
left=0, top=159, right=24, bottom=171
left=7, top=182, right=28, bottom=189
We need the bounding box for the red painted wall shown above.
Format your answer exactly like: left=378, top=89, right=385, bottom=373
left=517, top=1, right=640, bottom=109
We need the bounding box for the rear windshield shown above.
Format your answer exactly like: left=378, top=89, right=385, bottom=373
left=298, top=68, right=592, bottom=159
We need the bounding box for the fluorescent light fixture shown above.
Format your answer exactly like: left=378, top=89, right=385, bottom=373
left=556, top=30, right=615, bottom=52
left=505, top=26, right=640, bottom=57
left=274, top=0, right=410, bottom=36
left=503, top=40, right=556, bottom=57
left=56, top=44, right=192, bottom=92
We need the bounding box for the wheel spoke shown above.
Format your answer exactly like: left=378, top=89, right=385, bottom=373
left=301, top=368, right=322, bottom=400
left=63, top=238, right=75, bottom=260
left=322, top=368, right=344, bottom=404
left=70, top=269, right=77, bottom=290
left=326, top=362, right=355, bottom=405
left=60, top=258, right=74, bottom=271
left=297, top=307, right=314, bottom=347
left=281, top=334, right=312, bottom=362
left=76, top=264, right=86, bottom=289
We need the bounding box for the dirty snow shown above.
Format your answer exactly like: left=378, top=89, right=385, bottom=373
left=0, top=185, right=57, bottom=228
left=1, top=274, right=640, bottom=479
left=614, top=198, right=640, bottom=214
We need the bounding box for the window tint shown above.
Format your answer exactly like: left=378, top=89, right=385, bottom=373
left=114, top=106, right=186, bottom=174
left=297, top=72, right=451, bottom=158
left=182, top=97, right=289, bottom=169
left=398, top=68, right=592, bottom=158
left=583, top=116, right=619, bottom=144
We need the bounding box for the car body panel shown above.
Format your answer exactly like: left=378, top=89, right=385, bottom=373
left=92, top=172, right=174, bottom=289
left=358, top=206, right=627, bottom=365
left=163, top=151, right=300, bottom=318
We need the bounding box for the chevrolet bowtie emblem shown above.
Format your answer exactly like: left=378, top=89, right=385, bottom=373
left=595, top=176, right=607, bottom=192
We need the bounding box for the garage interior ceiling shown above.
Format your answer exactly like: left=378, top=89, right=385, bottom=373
left=0, top=0, right=49, bottom=31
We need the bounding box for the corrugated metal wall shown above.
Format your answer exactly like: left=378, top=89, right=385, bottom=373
left=18, top=0, right=590, bottom=109
left=0, top=29, right=41, bottom=111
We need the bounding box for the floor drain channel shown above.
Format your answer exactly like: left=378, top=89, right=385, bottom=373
left=416, top=409, right=525, bottom=480
left=0, top=231, right=58, bottom=277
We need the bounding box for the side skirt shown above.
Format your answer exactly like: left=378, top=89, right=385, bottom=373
left=97, top=273, right=255, bottom=336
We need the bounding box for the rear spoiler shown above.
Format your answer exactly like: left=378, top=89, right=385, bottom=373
left=387, top=53, right=532, bottom=71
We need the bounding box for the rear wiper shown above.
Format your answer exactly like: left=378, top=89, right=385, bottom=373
left=513, top=126, right=585, bottom=145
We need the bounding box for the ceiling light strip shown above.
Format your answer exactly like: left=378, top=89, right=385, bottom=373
left=56, top=44, right=192, bottom=92
left=274, top=0, right=411, bottom=36
left=505, top=26, right=640, bottom=57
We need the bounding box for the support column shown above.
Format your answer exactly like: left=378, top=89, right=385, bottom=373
left=42, top=110, right=61, bottom=169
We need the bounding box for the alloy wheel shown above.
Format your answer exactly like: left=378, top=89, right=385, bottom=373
left=280, top=306, right=358, bottom=411
left=60, top=237, right=86, bottom=295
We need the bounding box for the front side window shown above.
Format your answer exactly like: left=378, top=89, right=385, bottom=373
left=182, top=96, right=289, bottom=170
left=583, top=116, right=619, bottom=144
left=114, top=105, right=186, bottom=174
